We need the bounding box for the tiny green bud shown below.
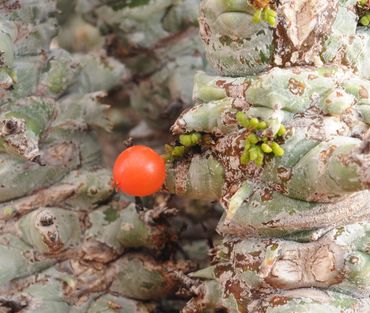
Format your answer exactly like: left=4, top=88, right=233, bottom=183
left=266, top=8, right=277, bottom=18
left=249, top=147, right=258, bottom=161
left=252, top=9, right=262, bottom=24
left=266, top=16, right=276, bottom=26
left=277, top=124, right=286, bottom=136
left=256, top=145, right=263, bottom=154
left=262, top=8, right=277, bottom=26
left=240, top=151, right=250, bottom=165
left=191, top=132, right=202, bottom=145
left=271, top=142, right=285, bottom=157
left=242, top=118, right=250, bottom=128
left=179, top=134, right=193, bottom=147
left=256, top=153, right=264, bottom=167
left=164, top=144, right=173, bottom=154
left=262, top=8, right=267, bottom=20
left=236, top=111, right=246, bottom=122
left=244, top=142, right=251, bottom=152
left=257, top=121, right=268, bottom=129
left=236, top=111, right=249, bottom=128
left=249, top=117, right=259, bottom=129
left=261, top=143, right=272, bottom=153
left=360, top=15, right=370, bottom=26
left=247, top=133, right=259, bottom=144
left=172, top=146, right=186, bottom=158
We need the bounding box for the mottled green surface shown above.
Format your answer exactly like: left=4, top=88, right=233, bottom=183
left=0, top=1, right=172, bottom=312
left=200, top=0, right=370, bottom=79
left=164, top=3, right=370, bottom=311
left=75, top=0, right=209, bottom=130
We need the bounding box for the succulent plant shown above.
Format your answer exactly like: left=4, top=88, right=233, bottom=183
left=75, top=0, right=209, bottom=131
left=3, top=0, right=370, bottom=311
left=166, top=0, right=370, bottom=312
left=0, top=2, right=206, bottom=312
left=200, top=0, right=370, bottom=78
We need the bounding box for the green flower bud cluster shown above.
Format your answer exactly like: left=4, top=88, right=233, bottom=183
left=236, top=112, right=285, bottom=167
left=252, top=7, right=277, bottom=27
left=179, top=132, right=202, bottom=147
left=164, top=132, right=202, bottom=161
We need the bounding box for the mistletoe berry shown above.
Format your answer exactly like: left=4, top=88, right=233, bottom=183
left=113, top=145, right=166, bottom=197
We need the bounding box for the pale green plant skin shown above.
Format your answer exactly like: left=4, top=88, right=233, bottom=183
left=166, top=1, right=370, bottom=312
left=168, top=67, right=370, bottom=202
left=168, top=66, right=370, bottom=312
left=86, top=294, right=155, bottom=313
left=186, top=223, right=370, bottom=311
left=56, top=0, right=103, bottom=53
left=3, top=0, right=370, bottom=312
left=56, top=15, right=104, bottom=53
left=0, top=254, right=174, bottom=313
left=75, top=0, right=209, bottom=130
left=0, top=2, right=202, bottom=312
left=200, top=0, right=370, bottom=78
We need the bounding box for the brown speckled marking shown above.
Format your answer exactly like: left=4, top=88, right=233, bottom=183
left=359, top=86, right=369, bottom=99
left=273, top=0, right=338, bottom=68
left=319, top=145, right=337, bottom=164
left=269, top=296, right=290, bottom=306
left=288, top=78, right=305, bottom=96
